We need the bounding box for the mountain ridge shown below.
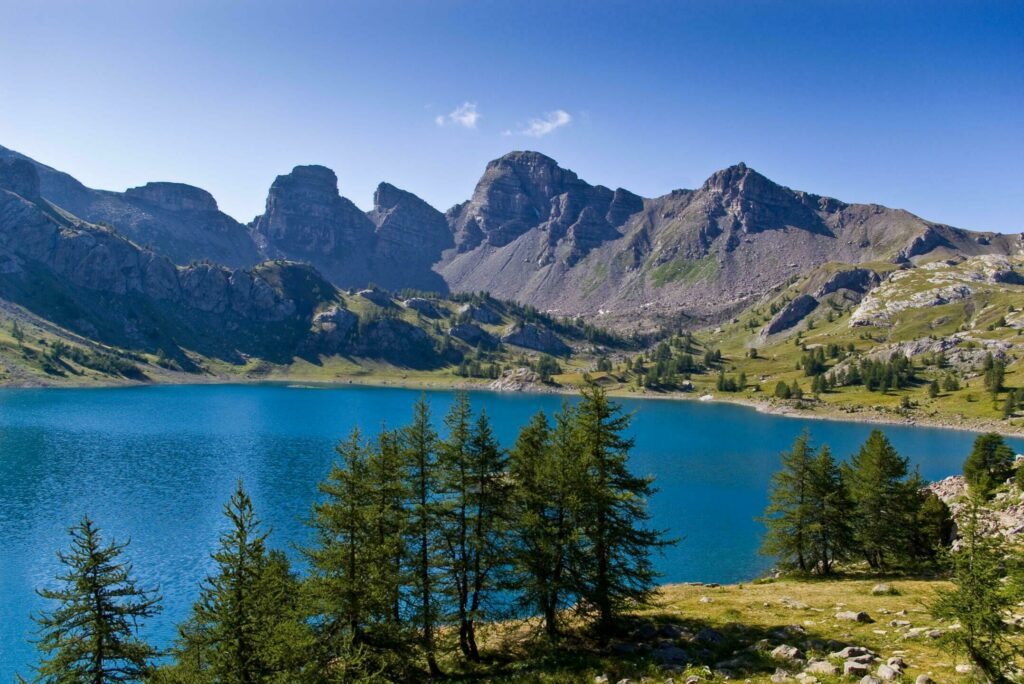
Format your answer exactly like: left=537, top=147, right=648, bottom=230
left=1, top=143, right=1019, bottom=332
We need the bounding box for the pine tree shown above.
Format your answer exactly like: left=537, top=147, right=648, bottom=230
left=843, top=430, right=919, bottom=569
left=365, top=427, right=408, bottom=633
left=760, top=432, right=816, bottom=573
left=508, top=409, right=583, bottom=641
left=913, top=492, right=953, bottom=566
left=438, top=392, right=476, bottom=658
left=304, top=429, right=374, bottom=644
left=963, top=433, right=1015, bottom=498
left=933, top=496, right=1021, bottom=681
left=574, top=381, right=668, bottom=638
left=171, top=481, right=310, bottom=683
left=401, top=396, right=444, bottom=677
left=31, top=516, right=162, bottom=683
left=463, top=410, right=509, bottom=658
left=806, top=444, right=853, bottom=575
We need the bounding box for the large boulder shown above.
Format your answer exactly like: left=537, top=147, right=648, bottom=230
left=501, top=323, right=570, bottom=356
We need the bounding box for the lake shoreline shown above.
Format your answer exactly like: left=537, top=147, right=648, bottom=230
left=4, top=368, right=1022, bottom=440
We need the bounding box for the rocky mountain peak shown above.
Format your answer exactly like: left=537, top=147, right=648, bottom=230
left=250, top=164, right=374, bottom=258
left=124, top=182, right=219, bottom=212
left=0, top=158, right=41, bottom=199
left=449, top=150, right=633, bottom=254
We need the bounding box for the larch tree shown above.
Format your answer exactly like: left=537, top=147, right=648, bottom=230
left=760, top=431, right=817, bottom=573
left=401, top=396, right=444, bottom=678
left=31, top=516, right=162, bottom=683
left=574, top=381, right=668, bottom=639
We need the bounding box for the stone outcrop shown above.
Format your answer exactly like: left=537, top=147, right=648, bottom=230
left=764, top=295, right=818, bottom=335
left=124, top=182, right=219, bottom=212
left=501, top=323, right=570, bottom=355
left=449, top=323, right=498, bottom=348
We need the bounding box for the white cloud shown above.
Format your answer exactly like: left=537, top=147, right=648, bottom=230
left=436, top=102, right=480, bottom=129
left=521, top=109, right=572, bottom=137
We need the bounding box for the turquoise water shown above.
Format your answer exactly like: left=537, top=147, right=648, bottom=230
left=1, top=384, right=1021, bottom=676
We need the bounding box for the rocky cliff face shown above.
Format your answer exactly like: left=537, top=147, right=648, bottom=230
left=0, top=145, right=260, bottom=268
left=368, top=182, right=451, bottom=291
left=439, top=155, right=1021, bottom=330
left=2, top=142, right=1019, bottom=335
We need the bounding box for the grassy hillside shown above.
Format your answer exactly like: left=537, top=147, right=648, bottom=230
left=567, top=256, right=1024, bottom=435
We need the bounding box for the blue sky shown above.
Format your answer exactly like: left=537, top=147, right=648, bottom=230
left=1, top=1, right=1021, bottom=232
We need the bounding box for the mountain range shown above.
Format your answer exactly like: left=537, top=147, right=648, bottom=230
left=0, top=142, right=1020, bottom=347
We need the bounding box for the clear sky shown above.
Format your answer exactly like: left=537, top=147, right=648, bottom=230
left=1, top=1, right=1021, bottom=232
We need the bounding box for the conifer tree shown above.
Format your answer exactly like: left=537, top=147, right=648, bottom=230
left=933, top=495, right=1021, bottom=681
left=304, top=429, right=374, bottom=644
left=843, top=430, right=918, bottom=568
left=760, top=432, right=816, bottom=572
left=963, top=433, right=1015, bottom=498
left=574, top=381, right=668, bottom=638
left=806, top=444, right=853, bottom=575
left=365, top=427, right=408, bottom=632
left=401, top=396, right=444, bottom=677
left=170, top=481, right=310, bottom=683
left=913, top=492, right=953, bottom=566
left=438, top=392, right=476, bottom=658
left=463, top=409, right=509, bottom=658
left=31, top=516, right=162, bottom=683
left=508, top=409, right=582, bottom=641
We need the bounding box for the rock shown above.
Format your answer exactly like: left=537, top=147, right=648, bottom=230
left=695, top=627, right=725, bottom=645
left=652, top=645, right=689, bottom=664
left=781, top=597, right=811, bottom=610
left=457, top=303, right=503, bottom=325
left=955, top=663, right=972, bottom=674
left=311, top=306, right=358, bottom=348
left=886, top=657, right=906, bottom=670
left=616, top=679, right=631, bottom=684
left=876, top=664, right=899, bottom=681
left=835, top=611, right=873, bottom=623
left=771, top=644, right=805, bottom=662
left=889, top=620, right=911, bottom=628
left=500, top=322, right=570, bottom=355
left=357, top=288, right=393, bottom=307
left=859, top=677, right=882, bottom=684
left=125, top=182, right=219, bottom=212
left=816, top=267, right=881, bottom=297
left=871, top=583, right=897, bottom=596
left=844, top=661, right=871, bottom=677
left=489, top=367, right=542, bottom=392
left=659, top=623, right=686, bottom=639
left=771, top=669, right=793, bottom=683
left=633, top=622, right=658, bottom=641
left=0, top=158, right=41, bottom=199
left=594, top=676, right=609, bottom=684
left=764, top=294, right=818, bottom=335
left=402, top=297, right=440, bottom=317
left=926, top=629, right=944, bottom=639
left=831, top=646, right=875, bottom=659
left=610, top=642, right=637, bottom=655
left=699, top=596, right=713, bottom=603
left=449, top=322, right=498, bottom=348
left=803, top=660, right=838, bottom=675
left=914, top=676, right=934, bottom=684
left=368, top=182, right=453, bottom=291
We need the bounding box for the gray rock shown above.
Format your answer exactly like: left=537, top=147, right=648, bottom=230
left=803, top=661, right=838, bottom=675
left=652, top=645, right=689, bottom=664
left=771, top=644, right=805, bottom=662
left=501, top=323, right=570, bottom=355
left=764, top=295, right=818, bottom=335
left=844, top=661, right=870, bottom=677
left=859, top=677, right=882, bottom=684
left=449, top=323, right=498, bottom=349
left=403, top=297, right=440, bottom=317
left=871, top=583, right=897, bottom=596
left=458, top=303, right=503, bottom=325
left=835, top=611, right=873, bottom=623
left=914, top=676, right=934, bottom=684
left=633, top=622, right=658, bottom=641
left=876, top=664, right=900, bottom=681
